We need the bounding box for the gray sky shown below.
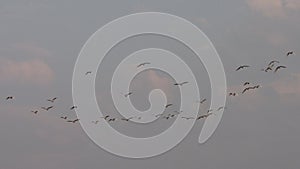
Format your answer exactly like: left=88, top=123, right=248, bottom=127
left=1, top=0, right=300, bottom=169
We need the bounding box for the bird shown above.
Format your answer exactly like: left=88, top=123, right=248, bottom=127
left=242, top=87, right=252, bottom=94
left=197, top=113, right=213, bottom=120
left=108, top=118, right=117, bottom=122
left=207, top=109, right=213, bottom=113
left=67, top=119, right=79, bottom=123
left=262, top=66, right=273, bottom=72
left=165, top=103, right=173, bottom=108
left=31, top=110, right=38, bottom=114
left=85, top=71, right=92, bottom=75
left=217, top=106, right=226, bottom=111
left=268, top=60, right=280, bottom=66
left=70, top=106, right=78, bottom=110
left=101, top=115, right=110, bottom=120
left=60, top=116, right=67, bottom=120
left=229, top=92, right=237, bottom=96
left=6, top=96, right=14, bottom=100
left=174, top=81, right=189, bottom=86
left=243, top=82, right=250, bottom=86
left=41, top=106, right=53, bottom=111
left=47, top=97, right=57, bottom=103
left=242, top=85, right=260, bottom=94
left=137, top=62, right=151, bottom=68
left=121, top=117, right=134, bottom=121
left=274, top=65, right=287, bottom=73
left=236, top=65, right=250, bottom=71
left=200, top=98, right=207, bottom=104
left=124, top=92, right=133, bottom=98
left=181, top=117, right=195, bottom=120
left=286, top=51, right=294, bottom=57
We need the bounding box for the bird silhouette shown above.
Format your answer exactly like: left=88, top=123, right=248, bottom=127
left=268, top=60, right=280, bottom=66
left=197, top=113, right=213, bottom=120
left=101, top=115, right=110, bottom=120
left=60, top=116, right=67, bottom=120
left=229, top=92, right=237, bottom=96
left=31, top=110, right=38, bottom=114
left=6, top=96, right=14, bottom=100
left=286, top=51, right=294, bottom=57
left=200, top=98, right=207, bottom=104
left=217, top=106, right=226, bottom=111
left=243, top=82, right=250, bottom=86
left=124, top=92, right=133, bottom=98
left=67, top=119, right=79, bottom=123
left=165, top=103, right=173, bottom=108
left=174, top=81, right=189, bottom=86
left=121, top=117, right=134, bottom=121
left=47, top=97, right=57, bottom=103
left=236, top=65, right=250, bottom=71
left=242, top=85, right=260, bottom=94
left=70, top=106, right=77, bottom=110
left=85, top=71, right=92, bottom=75
left=137, top=62, right=151, bottom=68
left=41, top=106, right=53, bottom=111
left=274, top=65, right=287, bottom=73
left=108, top=118, right=117, bottom=122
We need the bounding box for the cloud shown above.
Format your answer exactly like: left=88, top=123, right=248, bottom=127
left=0, top=58, right=54, bottom=85
left=12, top=42, right=52, bottom=58
left=269, top=73, right=300, bottom=95
left=246, top=0, right=300, bottom=18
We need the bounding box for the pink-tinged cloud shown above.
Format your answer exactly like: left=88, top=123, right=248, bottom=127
left=269, top=73, right=300, bottom=95
left=0, top=58, right=54, bottom=85
left=246, top=0, right=300, bottom=18
left=12, top=42, right=51, bottom=58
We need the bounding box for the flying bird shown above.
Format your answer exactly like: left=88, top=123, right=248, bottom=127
left=236, top=65, right=250, bottom=71
left=137, top=62, right=151, bottom=68
left=242, top=85, right=260, bottom=94
left=101, top=115, right=110, bottom=120
left=121, top=117, right=134, bottom=121
left=229, top=92, right=237, bottom=96
left=286, top=51, right=294, bottom=57
left=165, top=103, right=173, bottom=108
left=124, top=92, right=133, bottom=98
left=200, top=98, right=207, bottom=104
left=47, top=97, right=57, bottom=103
left=274, top=65, right=287, bottom=73
left=217, top=106, right=226, bottom=111
left=85, top=71, right=92, bottom=75
left=108, top=118, right=117, bottom=122
left=67, top=119, right=79, bottom=123
left=207, top=109, right=213, bottom=113
left=243, top=82, right=250, bottom=86
left=41, top=106, right=53, bottom=111
left=60, top=116, right=67, bottom=120
left=70, top=106, right=78, bottom=110
left=6, top=96, right=14, bottom=100
left=268, top=60, right=280, bottom=66
left=197, top=113, right=213, bottom=120
left=31, top=110, right=38, bottom=114
left=174, top=81, right=189, bottom=86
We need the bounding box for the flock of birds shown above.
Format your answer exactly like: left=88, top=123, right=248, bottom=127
left=2, top=51, right=296, bottom=126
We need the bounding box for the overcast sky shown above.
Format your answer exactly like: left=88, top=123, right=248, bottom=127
left=1, top=0, right=300, bottom=169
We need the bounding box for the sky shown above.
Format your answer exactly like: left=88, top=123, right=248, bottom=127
left=0, top=0, right=300, bottom=169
